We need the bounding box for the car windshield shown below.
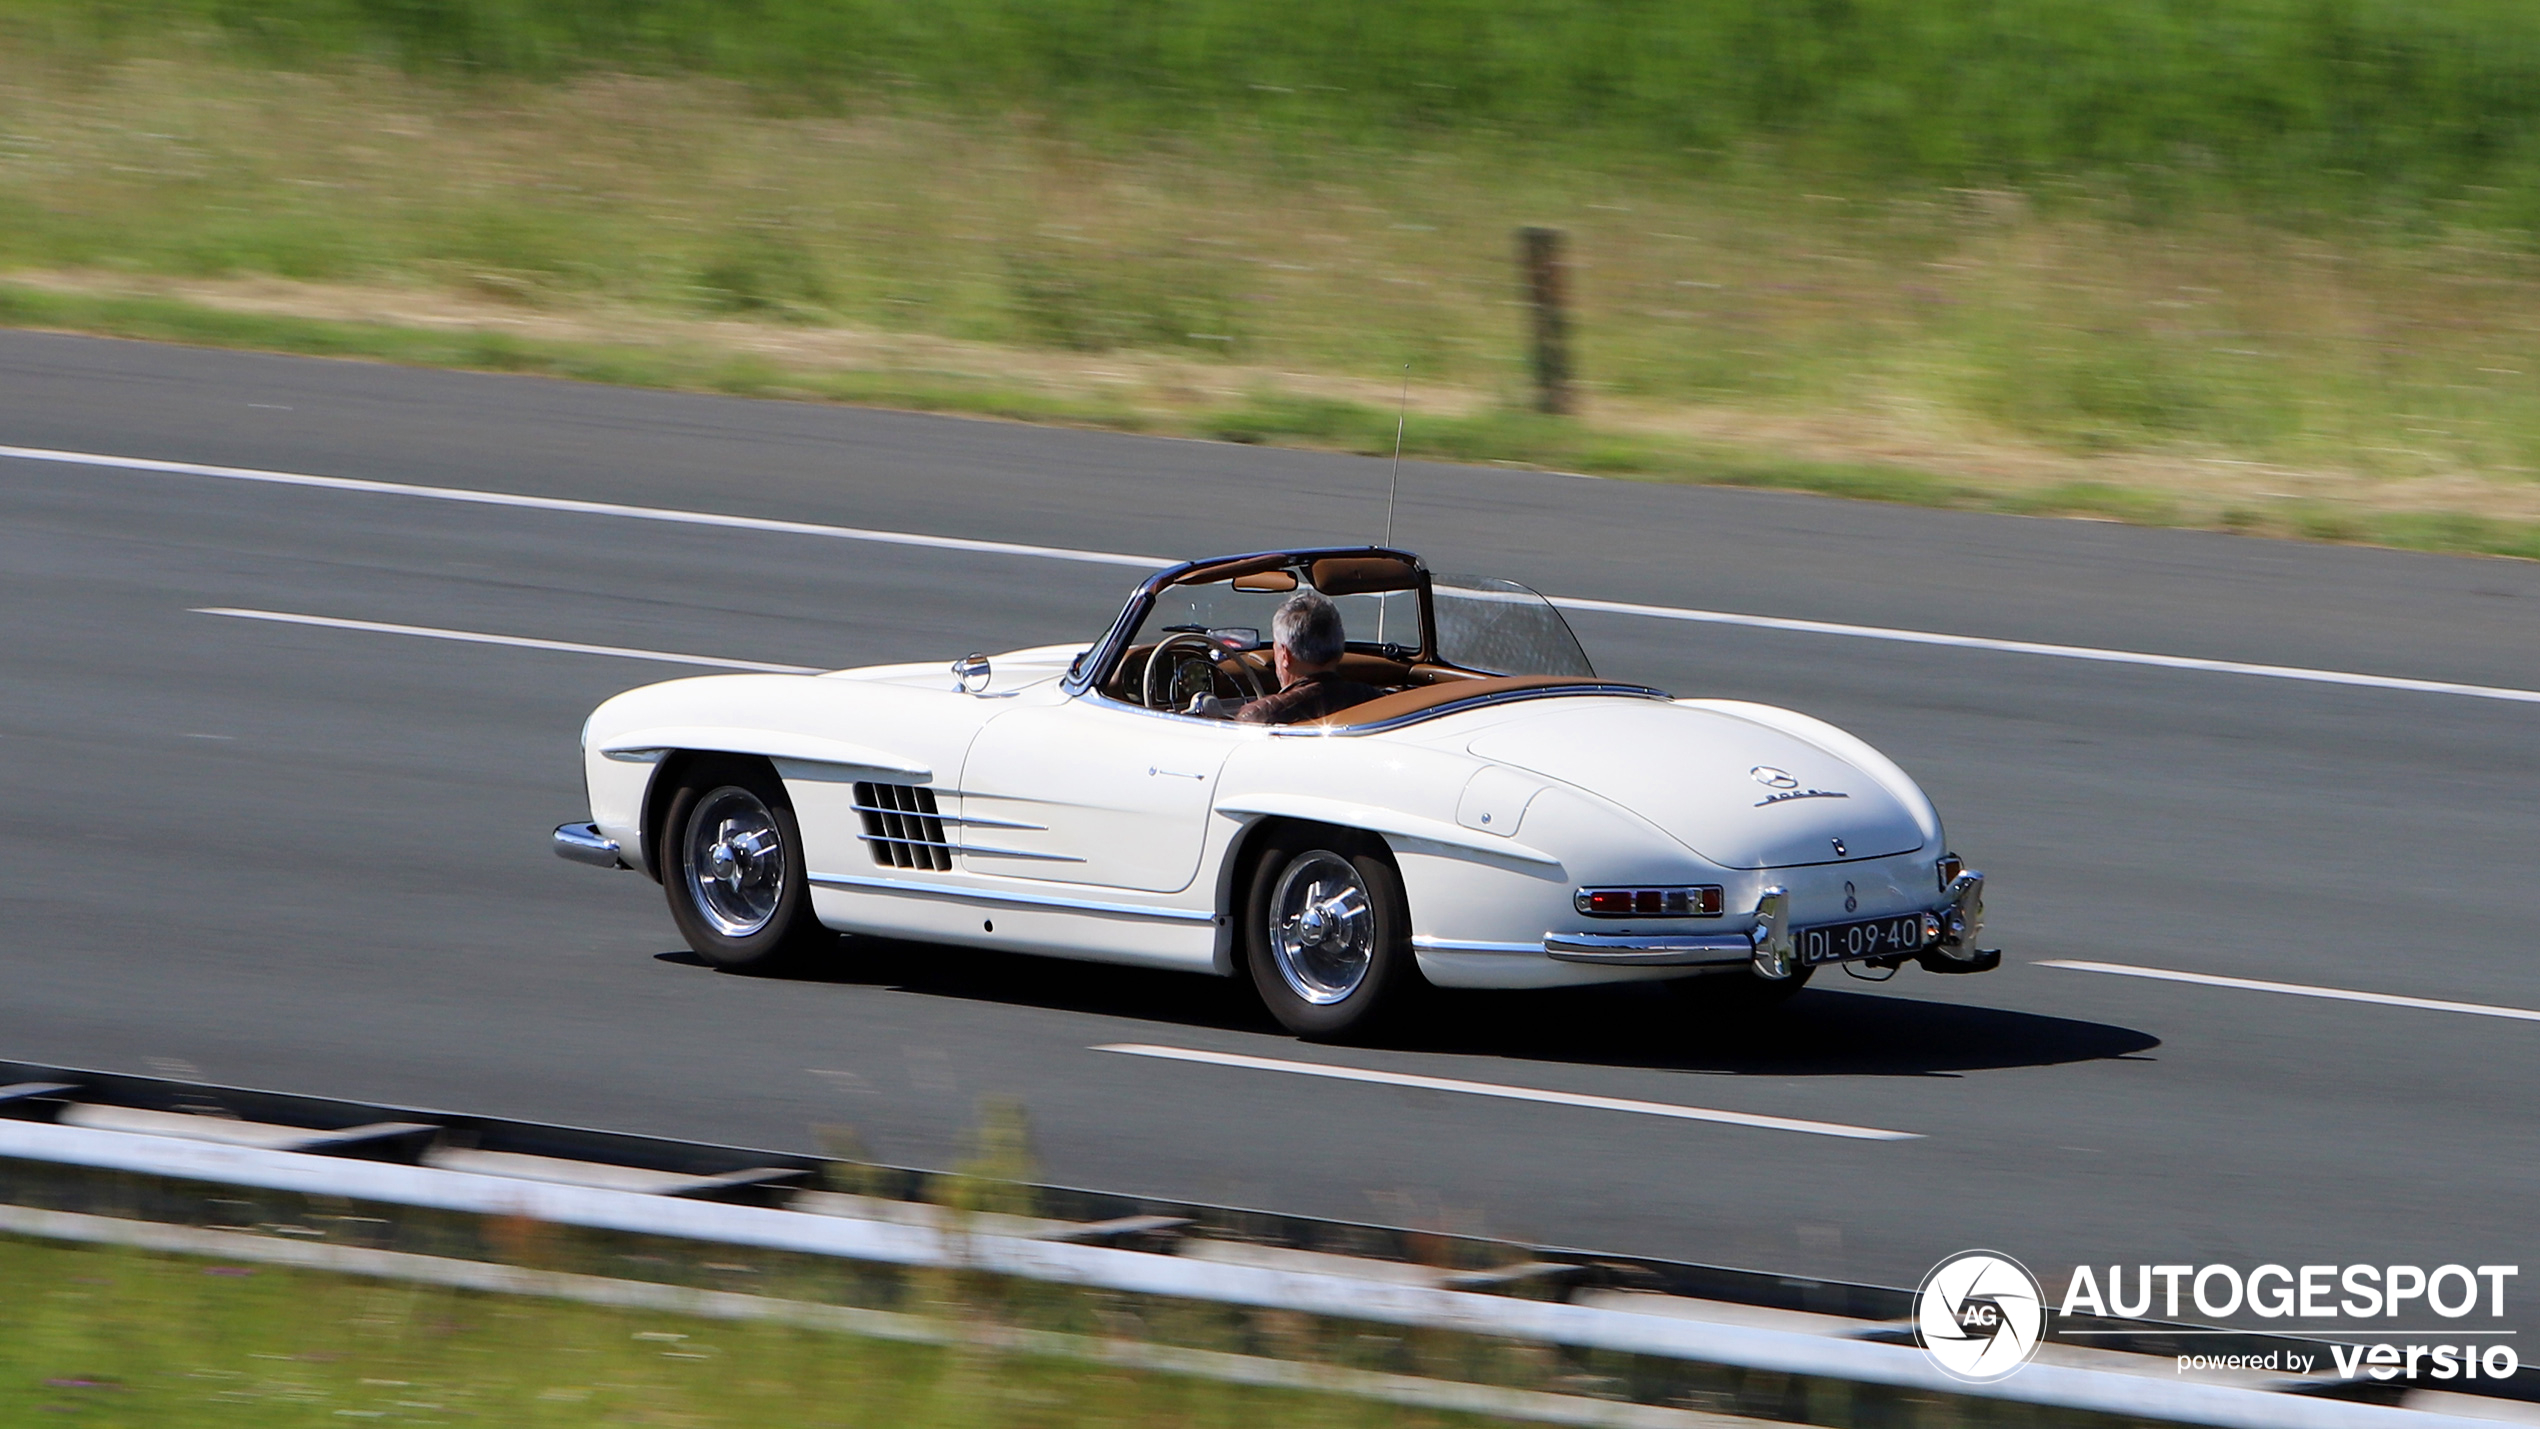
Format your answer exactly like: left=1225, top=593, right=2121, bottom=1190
left=1126, top=570, right=1591, bottom=677
left=1130, top=582, right=1404, bottom=655
left=1090, top=555, right=1595, bottom=711
left=1431, top=575, right=1596, bottom=678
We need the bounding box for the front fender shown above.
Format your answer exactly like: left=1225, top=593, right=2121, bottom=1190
left=598, top=725, right=930, bottom=779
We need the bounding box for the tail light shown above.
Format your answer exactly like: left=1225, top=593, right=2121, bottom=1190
left=1575, top=886, right=1723, bottom=917
left=1938, top=853, right=1965, bottom=890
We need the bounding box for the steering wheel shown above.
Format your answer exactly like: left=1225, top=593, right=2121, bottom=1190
left=1142, top=632, right=1272, bottom=710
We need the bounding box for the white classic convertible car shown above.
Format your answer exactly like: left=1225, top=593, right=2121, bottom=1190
left=556, top=546, right=1995, bottom=1036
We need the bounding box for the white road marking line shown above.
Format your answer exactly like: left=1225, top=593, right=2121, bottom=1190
left=0, top=443, right=1168, bottom=569
left=15, top=441, right=2539, bottom=706
left=2041, top=959, right=2540, bottom=1024
left=193, top=608, right=821, bottom=674
left=1548, top=595, right=2540, bottom=706
left=1093, top=1043, right=1919, bottom=1141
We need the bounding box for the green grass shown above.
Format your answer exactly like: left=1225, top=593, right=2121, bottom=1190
left=14, top=30, right=2540, bottom=557
left=0, top=1232, right=1516, bottom=1429
left=15, top=0, right=2540, bottom=216
left=25, top=275, right=2540, bottom=561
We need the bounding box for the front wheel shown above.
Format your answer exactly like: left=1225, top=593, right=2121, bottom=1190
left=660, top=758, right=825, bottom=973
left=1244, top=832, right=1421, bottom=1040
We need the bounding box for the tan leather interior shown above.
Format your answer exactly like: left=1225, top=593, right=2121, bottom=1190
left=1299, top=674, right=1639, bottom=729
left=1308, top=555, right=1419, bottom=596
left=1331, top=651, right=1412, bottom=685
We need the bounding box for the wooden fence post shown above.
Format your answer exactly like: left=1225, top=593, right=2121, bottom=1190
left=1519, top=226, right=1572, bottom=415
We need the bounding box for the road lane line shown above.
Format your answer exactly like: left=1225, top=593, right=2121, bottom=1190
left=1547, top=596, right=2540, bottom=706
left=194, top=608, right=822, bottom=674
left=0, top=443, right=1169, bottom=569
left=1093, top=1044, right=1920, bottom=1140
left=17, top=442, right=2540, bottom=706
left=2041, top=959, right=2540, bottom=1023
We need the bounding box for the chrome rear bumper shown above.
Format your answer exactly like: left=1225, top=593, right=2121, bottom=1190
left=1544, top=874, right=1996, bottom=978
left=552, top=822, right=627, bottom=870
left=1542, top=931, right=1757, bottom=967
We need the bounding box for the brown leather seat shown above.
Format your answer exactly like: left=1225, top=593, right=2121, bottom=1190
left=1298, top=674, right=1648, bottom=729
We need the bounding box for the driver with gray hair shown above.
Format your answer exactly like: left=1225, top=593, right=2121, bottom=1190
left=1195, top=589, right=1385, bottom=725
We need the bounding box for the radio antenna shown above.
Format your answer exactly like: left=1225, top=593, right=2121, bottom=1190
left=1383, top=363, right=1409, bottom=547
left=1378, top=363, right=1409, bottom=648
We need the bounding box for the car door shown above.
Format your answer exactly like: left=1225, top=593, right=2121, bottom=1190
left=956, top=691, right=1247, bottom=893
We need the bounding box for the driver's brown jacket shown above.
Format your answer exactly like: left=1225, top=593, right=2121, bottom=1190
left=1232, top=670, right=1385, bottom=726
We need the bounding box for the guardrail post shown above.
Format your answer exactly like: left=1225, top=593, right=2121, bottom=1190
left=1518, top=226, right=1573, bottom=415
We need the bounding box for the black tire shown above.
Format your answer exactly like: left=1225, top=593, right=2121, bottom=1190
left=1666, top=964, right=1815, bottom=1012
left=659, top=757, right=826, bottom=973
left=1243, top=829, right=1422, bottom=1040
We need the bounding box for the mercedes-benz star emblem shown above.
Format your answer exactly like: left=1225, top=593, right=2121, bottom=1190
left=1750, top=766, right=1800, bottom=789
left=1843, top=881, right=1858, bottom=913
left=1916, top=1251, right=2045, bottom=1383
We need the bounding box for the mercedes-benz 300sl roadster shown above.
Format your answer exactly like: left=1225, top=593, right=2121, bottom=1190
left=555, top=547, right=1996, bottom=1037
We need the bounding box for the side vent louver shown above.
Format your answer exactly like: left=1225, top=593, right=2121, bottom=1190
left=853, top=782, right=952, bottom=872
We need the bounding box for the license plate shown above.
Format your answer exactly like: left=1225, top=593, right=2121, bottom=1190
left=1797, top=914, right=1929, bottom=966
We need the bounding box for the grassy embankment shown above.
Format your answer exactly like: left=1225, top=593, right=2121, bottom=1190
left=0, top=1233, right=1519, bottom=1428
left=11, top=1, right=2540, bottom=555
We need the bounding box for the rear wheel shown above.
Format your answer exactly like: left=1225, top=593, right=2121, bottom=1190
left=1244, top=831, right=1420, bottom=1040
left=660, top=758, right=825, bottom=973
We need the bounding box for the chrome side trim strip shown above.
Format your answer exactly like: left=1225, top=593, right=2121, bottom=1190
left=551, top=822, right=627, bottom=870
left=954, top=843, right=1086, bottom=863
left=1409, top=935, right=1544, bottom=955
left=808, top=873, right=1218, bottom=923
left=846, top=803, right=1045, bottom=831
left=853, top=832, right=1083, bottom=864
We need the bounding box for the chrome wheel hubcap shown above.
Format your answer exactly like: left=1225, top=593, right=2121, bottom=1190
left=683, top=786, right=785, bottom=938
left=1267, top=851, right=1375, bottom=1005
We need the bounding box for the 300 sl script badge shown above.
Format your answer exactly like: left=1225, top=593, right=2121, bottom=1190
left=1756, top=787, right=1850, bottom=807
left=1749, top=766, right=1849, bottom=807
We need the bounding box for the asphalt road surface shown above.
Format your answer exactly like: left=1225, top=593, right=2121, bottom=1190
left=2, top=330, right=2533, bottom=1327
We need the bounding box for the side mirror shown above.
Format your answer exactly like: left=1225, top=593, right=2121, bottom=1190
left=952, top=653, right=991, bottom=694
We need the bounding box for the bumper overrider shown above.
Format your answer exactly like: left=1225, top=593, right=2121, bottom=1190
left=553, top=822, right=630, bottom=871
left=1544, top=871, right=1998, bottom=980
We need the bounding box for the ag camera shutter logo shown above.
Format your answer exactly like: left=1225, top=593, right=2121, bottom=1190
left=1917, top=1251, right=2046, bottom=1382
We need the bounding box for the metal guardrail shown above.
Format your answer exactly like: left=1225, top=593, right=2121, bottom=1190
left=0, top=1061, right=2526, bottom=1429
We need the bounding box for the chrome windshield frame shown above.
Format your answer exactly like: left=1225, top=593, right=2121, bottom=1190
left=1060, top=546, right=1436, bottom=699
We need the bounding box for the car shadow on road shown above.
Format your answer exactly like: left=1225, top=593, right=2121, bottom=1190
left=1397, top=984, right=2161, bottom=1077
left=660, top=935, right=1273, bottom=1035
left=669, top=938, right=2159, bottom=1077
